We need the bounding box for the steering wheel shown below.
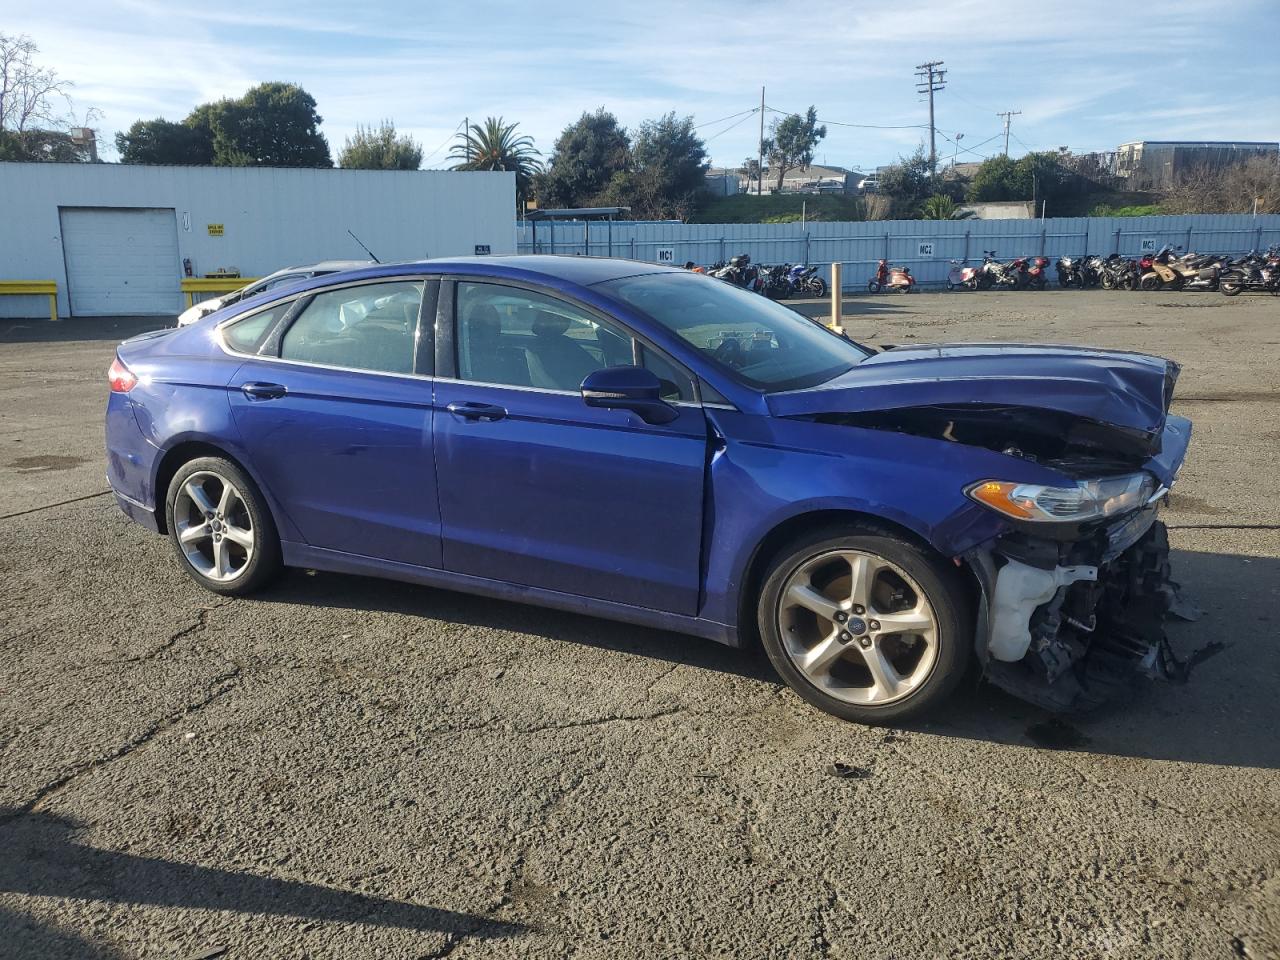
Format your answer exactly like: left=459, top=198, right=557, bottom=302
left=714, top=337, right=745, bottom=367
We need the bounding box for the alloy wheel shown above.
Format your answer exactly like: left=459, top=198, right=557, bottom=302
left=173, top=470, right=256, bottom=582
left=777, top=549, right=939, bottom=706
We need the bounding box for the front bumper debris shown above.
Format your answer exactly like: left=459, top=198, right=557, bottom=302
left=969, top=516, right=1214, bottom=713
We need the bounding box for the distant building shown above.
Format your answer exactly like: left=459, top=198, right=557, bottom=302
left=714, top=164, right=857, bottom=195
left=1115, top=141, right=1279, bottom=190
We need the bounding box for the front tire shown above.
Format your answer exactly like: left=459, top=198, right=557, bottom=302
left=808, top=278, right=828, bottom=298
left=165, top=456, right=282, bottom=596
left=757, top=527, right=971, bottom=724
left=1220, top=278, right=1243, bottom=297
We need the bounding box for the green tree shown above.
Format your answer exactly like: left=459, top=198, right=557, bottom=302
left=763, top=106, right=826, bottom=192
left=968, top=152, right=1067, bottom=203
left=449, top=116, right=540, bottom=203
left=339, top=120, right=422, bottom=170
left=115, top=118, right=212, bottom=164
left=878, top=146, right=934, bottom=205
left=211, top=82, right=330, bottom=167
left=535, top=108, right=631, bottom=208
left=627, top=112, right=708, bottom=219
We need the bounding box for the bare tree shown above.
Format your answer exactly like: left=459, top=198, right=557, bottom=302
left=1162, top=156, right=1280, bottom=215
left=0, top=33, right=74, bottom=136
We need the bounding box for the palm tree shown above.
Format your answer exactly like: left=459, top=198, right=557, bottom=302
left=919, top=194, right=975, bottom=220
left=449, top=117, right=541, bottom=204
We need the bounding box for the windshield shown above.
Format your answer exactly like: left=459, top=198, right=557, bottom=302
left=597, top=272, right=870, bottom=391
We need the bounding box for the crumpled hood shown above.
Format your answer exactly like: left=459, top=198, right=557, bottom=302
left=768, top=342, right=1179, bottom=451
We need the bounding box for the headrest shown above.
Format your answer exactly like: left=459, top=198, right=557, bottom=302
left=532, top=311, right=571, bottom=338
left=467, top=303, right=501, bottom=337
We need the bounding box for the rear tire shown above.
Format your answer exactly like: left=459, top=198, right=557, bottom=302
left=1220, top=279, right=1243, bottom=297
left=165, top=456, right=282, bottom=596
left=757, top=527, right=972, bottom=724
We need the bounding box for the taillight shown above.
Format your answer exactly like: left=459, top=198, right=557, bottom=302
left=108, top=356, right=137, bottom=393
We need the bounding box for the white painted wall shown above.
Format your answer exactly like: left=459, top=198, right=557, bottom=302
left=0, top=162, right=516, bottom=318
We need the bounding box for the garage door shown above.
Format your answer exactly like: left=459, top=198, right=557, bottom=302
left=60, top=208, right=180, bottom=316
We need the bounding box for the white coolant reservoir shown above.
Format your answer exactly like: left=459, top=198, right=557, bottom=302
left=988, top=559, right=1098, bottom=662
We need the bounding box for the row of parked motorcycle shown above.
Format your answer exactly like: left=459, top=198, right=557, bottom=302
left=947, top=245, right=1280, bottom=295
left=691, top=245, right=1280, bottom=298
left=689, top=256, right=830, bottom=299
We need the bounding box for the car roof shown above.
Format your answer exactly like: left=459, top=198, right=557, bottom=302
left=287, top=255, right=682, bottom=291
left=268, top=259, right=376, bottom=278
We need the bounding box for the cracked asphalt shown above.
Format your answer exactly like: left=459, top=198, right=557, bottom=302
left=2, top=292, right=1278, bottom=960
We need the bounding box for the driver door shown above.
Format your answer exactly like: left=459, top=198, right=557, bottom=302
left=432, top=280, right=709, bottom=615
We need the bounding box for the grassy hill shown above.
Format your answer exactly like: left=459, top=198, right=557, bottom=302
left=690, top=194, right=868, bottom=224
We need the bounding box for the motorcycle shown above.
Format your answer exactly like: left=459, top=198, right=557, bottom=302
left=946, top=260, right=980, bottom=291
left=868, top=259, right=914, bottom=293
left=1056, top=255, right=1086, bottom=288
left=1099, top=255, right=1140, bottom=291
left=1026, top=256, right=1050, bottom=290
left=712, top=254, right=763, bottom=293
left=1219, top=248, right=1280, bottom=296
left=760, top=264, right=795, bottom=300
left=976, top=250, right=1014, bottom=290
left=787, top=264, right=828, bottom=298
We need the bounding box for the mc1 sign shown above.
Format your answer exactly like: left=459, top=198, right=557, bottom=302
left=655, top=247, right=675, bottom=264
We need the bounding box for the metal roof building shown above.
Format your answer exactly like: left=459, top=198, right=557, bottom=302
left=0, top=162, right=516, bottom=319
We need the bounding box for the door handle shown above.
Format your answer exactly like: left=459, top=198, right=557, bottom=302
left=240, top=381, right=287, bottom=400
left=446, top=401, right=507, bottom=422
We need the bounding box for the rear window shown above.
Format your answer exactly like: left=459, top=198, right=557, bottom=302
left=222, top=302, right=291, bottom=354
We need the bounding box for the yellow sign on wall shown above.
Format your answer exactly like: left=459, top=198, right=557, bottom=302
left=207, top=223, right=224, bottom=236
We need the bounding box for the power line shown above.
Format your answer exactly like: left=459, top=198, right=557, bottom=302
left=915, top=60, right=947, bottom=177
left=765, top=105, right=927, bottom=131
left=997, top=109, right=1022, bottom=157
left=422, top=120, right=467, bottom=168
left=693, top=108, right=758, bottom=130
left=703, top=110, right=759, bottom=143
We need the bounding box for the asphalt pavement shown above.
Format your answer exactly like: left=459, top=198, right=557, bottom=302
left=1, top=292, right=1277, bottom=959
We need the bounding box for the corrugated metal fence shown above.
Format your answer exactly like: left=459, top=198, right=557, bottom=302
left=515, top=213, right=1280, bottom=288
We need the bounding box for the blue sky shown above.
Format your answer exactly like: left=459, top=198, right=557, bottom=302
left=9, top=0, right=1278, bottom=172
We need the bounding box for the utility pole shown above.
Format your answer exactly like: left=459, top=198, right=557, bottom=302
left=757, top=86, right=765, bottom=196
left=915, top=60, right=946, bottom=178
left=997, top=110, right=1021, bottom=157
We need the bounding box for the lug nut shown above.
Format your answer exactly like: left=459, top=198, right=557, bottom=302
left=858, top=637, right=872, bottom=649
left=852, top=604, right=865, bottom=615
left=869, top=620, right=881, bottom=631
left=834, top=611, right=848, bottom=623
left=839, top=631, right=852, bottom=643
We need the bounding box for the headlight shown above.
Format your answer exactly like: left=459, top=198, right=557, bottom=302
left=966, top=473, right=1157, bottom=523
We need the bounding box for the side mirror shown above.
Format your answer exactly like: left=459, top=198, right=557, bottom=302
left=581, top=366, right=678, bottom=425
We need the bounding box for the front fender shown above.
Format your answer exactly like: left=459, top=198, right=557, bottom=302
left=700, top=409, right=1070, bottom=629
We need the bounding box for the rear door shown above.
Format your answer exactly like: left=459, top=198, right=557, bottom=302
left=226, top=277, right=441, bottom=567
left=432, top=279, right=708, bottom=614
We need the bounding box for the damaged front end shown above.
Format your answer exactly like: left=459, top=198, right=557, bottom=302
left=965, top=510, right=1202, bottom=713
left=767, top=341, right=1205, bottom=711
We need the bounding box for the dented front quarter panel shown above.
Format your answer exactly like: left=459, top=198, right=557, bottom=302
left=698, top=408, right=1072, bottom=627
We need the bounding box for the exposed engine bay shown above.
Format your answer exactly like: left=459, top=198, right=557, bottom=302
left=964, top=514, right=1206, bottom=712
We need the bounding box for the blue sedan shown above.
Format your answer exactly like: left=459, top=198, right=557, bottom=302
left=106, top=257, right=1193, bottom=722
